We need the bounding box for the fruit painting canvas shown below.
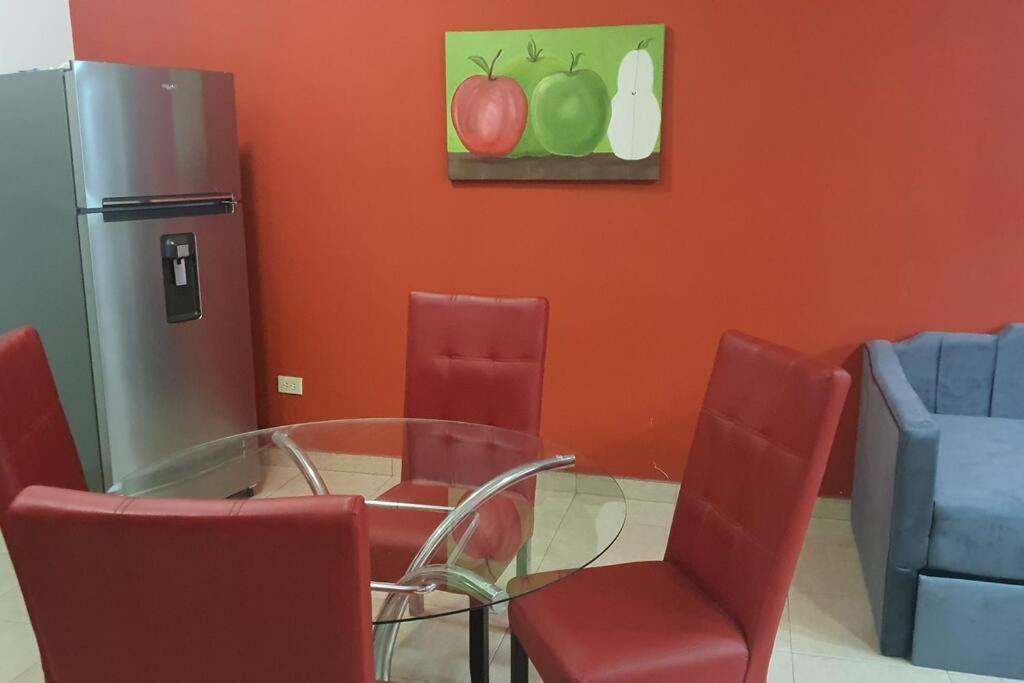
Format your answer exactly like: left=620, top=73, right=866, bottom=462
left=446, top=24, right=665, bottom=181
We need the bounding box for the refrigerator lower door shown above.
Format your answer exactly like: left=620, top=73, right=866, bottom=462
left=80, top=207, right=258, bottom=491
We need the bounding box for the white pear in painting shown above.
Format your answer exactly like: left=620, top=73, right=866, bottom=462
left=607, top=40, right=661, bottom=160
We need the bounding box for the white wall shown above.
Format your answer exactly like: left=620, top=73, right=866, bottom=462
left=0, top=0, right=74, bottom=75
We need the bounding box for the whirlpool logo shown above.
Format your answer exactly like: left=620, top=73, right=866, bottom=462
left=161, top=83, right=176, bottom=91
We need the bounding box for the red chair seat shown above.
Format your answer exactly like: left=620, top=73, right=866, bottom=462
left=370, top=481, right=453, bottom=581
left=509, top=561, right=749, bottom=683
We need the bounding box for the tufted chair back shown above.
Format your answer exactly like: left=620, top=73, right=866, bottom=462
left=402, top=292, right=549, bottom=485
left=0, top=327, right=86, bottom=528
left=7, top=487, right=376, bottom=683
left=665, top=331, right=850, bottom=683
left=893, top=324, right=1024, bottom=417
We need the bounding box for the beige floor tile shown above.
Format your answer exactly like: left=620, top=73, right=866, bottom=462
left=802, top=517, right=856, bottom=546
left=0, top=621, right=39, bottom=681
left=315, top=470, right=394, bottom=498
left=615, top=477, right=680, bottom=504
left=261, top=448, right=396, bottom=473
left=270, top=470, right=392, bottom=498
left=625, top=498, right=676, bottom=527
left=792, top=653, right=951, bottom=682
left=499, top=491, right=574, bottom=578
left=534, top=486, right=575, bottom=506
left=534, top=470, right=576, bottom=494
left=10, top=661, right=44, bottom=683
left=812, top=497, right=852, bottom=521
left=769, top=647, right=795, bottom=683
left=789, top=591, right=880, bottom=660
left=0, top=558, right=17, bottom=596
left=587, top=522, right=669, bottom=568
left=536, top=493, right=626, bottom=567
left=791, top=540, right=868, bottom=600
left=554, top=494, right=627, bottom=538
left=489, top=606, right=510, bottom=631
left=258, top=446, right=296, bottom=469
left=386, top=609, right=505, bottom=683
left=574, top=472, right=628, bottom=499
left=372, top=475, right=402, bottom=497
left=489, top=630, right=543, bottom=682
left=252, top=465, right=299, bottom=497
left=309, top=451, right=395, bottom=475
left=0, top=586, right=29, bottom=624
left=533, top=488, right=575, bottom=519
left=775, top=599, right=792, bottom=651
left=538, top=501, right=654, bottom=573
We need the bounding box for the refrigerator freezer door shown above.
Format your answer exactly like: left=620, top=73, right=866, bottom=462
left=66, top=61, right=242, bottom=209
left=80, top=208, right=257, bottom=486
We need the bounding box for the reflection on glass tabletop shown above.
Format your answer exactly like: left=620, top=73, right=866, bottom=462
left=110, top=419, right=627, bottom=624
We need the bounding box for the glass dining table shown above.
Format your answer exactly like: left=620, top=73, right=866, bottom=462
left=109, top=418, right=627, bottom=681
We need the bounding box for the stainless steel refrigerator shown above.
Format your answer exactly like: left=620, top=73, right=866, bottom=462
left=0, top=61, right=258, bottom=494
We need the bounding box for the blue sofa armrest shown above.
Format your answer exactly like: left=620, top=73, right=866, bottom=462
left=852, top=340, right=939, bottom=656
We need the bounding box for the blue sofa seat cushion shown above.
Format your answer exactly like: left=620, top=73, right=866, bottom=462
left=929, top=414, right=1024, bottom=581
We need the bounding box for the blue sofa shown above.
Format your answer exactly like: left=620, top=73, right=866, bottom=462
left=852, top=325, right=1024, bottom=679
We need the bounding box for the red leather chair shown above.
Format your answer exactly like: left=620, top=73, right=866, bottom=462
left=402, top=292, right=548, bottom=434
left=369, top=292, right=549, bottom=682
left=0, top=326, right=86, bottom=529
left=370, top=292, right=549, bottom=577
left=508, top=331, right=851, bottom=683
left=6, top=486, right=376, bottom=683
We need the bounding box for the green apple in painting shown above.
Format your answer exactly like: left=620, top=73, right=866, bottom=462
left=530, top=52, right=610, bottom=157
left=504, top=37, right=563, bottom=157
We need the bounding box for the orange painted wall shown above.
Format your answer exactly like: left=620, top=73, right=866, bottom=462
left=69, top=1, right=1024, bottom=495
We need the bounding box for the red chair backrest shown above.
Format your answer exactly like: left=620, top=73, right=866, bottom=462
left=402, top=292, right=549, bottom=485
left=665, top=331, right=850, bottom=682
left=6, top=487, right=375, bottom=683
left=0, top=327, right=86, bottom=526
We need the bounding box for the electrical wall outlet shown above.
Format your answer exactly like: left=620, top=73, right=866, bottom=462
left=277, top=375, right=303, bottom=395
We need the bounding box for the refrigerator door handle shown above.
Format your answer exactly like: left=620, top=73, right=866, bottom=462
left=101, top=193, right=236, bottom=209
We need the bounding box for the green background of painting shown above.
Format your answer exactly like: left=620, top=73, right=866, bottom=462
left=445, top=24, right=665, bottom=155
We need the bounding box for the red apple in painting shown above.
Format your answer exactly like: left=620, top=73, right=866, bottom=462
left=452, top=50, right=527, bottom=157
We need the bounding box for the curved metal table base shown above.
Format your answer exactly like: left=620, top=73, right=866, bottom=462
left=271, top=428, right=575, bottom=682
left=272, top=431, right=329, bottom=495
left=372, top=454, right=575, bottom=681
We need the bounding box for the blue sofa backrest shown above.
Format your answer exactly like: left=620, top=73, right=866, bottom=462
left=894, top=324, right=1024, bottom=417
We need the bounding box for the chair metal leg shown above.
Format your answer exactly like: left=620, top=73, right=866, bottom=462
left=516, top=543, right=530, bottom=577
left=228, top=485, right=257, bottom=500
left=470, top=607, right=490, bottom=683
left=510, top=633, right=528, bottom=683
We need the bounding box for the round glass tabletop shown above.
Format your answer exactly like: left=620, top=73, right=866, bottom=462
left=109, top=419, right=627, bottom=627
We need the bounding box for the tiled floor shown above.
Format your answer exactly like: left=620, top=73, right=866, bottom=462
left=0, top=474, right=1019, bottom=682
